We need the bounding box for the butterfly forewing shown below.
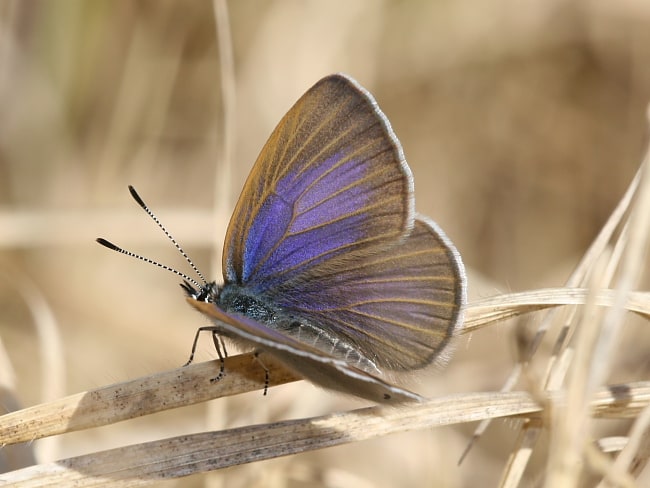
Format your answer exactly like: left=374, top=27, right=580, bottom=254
left=223, top=74, right=414, bottom=292
left=270, top=217, right=466, bottom=372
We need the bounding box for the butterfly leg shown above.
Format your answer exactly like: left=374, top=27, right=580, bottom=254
left=209, top=331, right=227, bottom=383
left=183, top=326, right=226, bottom=366
left=253, top=352, right=270, bottom=396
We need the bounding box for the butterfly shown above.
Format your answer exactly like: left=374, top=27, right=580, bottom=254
left=98, top=74, right=466, bottom=404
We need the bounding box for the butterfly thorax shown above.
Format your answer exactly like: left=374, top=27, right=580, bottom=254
left=217, top=284, right=278, bottom=324
left=181, top=280, right=279, bottom=323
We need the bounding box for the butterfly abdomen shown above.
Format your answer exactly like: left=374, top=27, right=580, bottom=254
left=273, top=318, right=382, bottom=376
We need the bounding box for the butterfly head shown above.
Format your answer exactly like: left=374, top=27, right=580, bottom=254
left=181, top=280, right=220, bottom=303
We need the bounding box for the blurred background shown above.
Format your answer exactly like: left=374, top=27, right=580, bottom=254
left=1, top=1, right=649, bottom=486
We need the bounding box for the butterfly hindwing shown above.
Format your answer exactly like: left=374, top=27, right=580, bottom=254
left=270, top=216, right=466, bottom=372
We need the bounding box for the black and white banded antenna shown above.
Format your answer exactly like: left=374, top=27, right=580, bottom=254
left=96, top=185, right=207, bottom=293
left=98, top=186, right=228, bottom=371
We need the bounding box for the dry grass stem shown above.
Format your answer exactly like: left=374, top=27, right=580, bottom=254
left=0, top=354, right=300, bottom=447
left=1, top=383, right=648, bottom=486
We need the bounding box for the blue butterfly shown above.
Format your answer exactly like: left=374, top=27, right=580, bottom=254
left=98, top=74, right=466, bottom=403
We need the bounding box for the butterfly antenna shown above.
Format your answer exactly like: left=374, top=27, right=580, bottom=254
left=126, top=185, right=208, bottom=285
left=96, top=238, right=202, bottom=289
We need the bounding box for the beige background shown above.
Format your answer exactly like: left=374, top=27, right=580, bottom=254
left=1, top=1, right=649, bottom=486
